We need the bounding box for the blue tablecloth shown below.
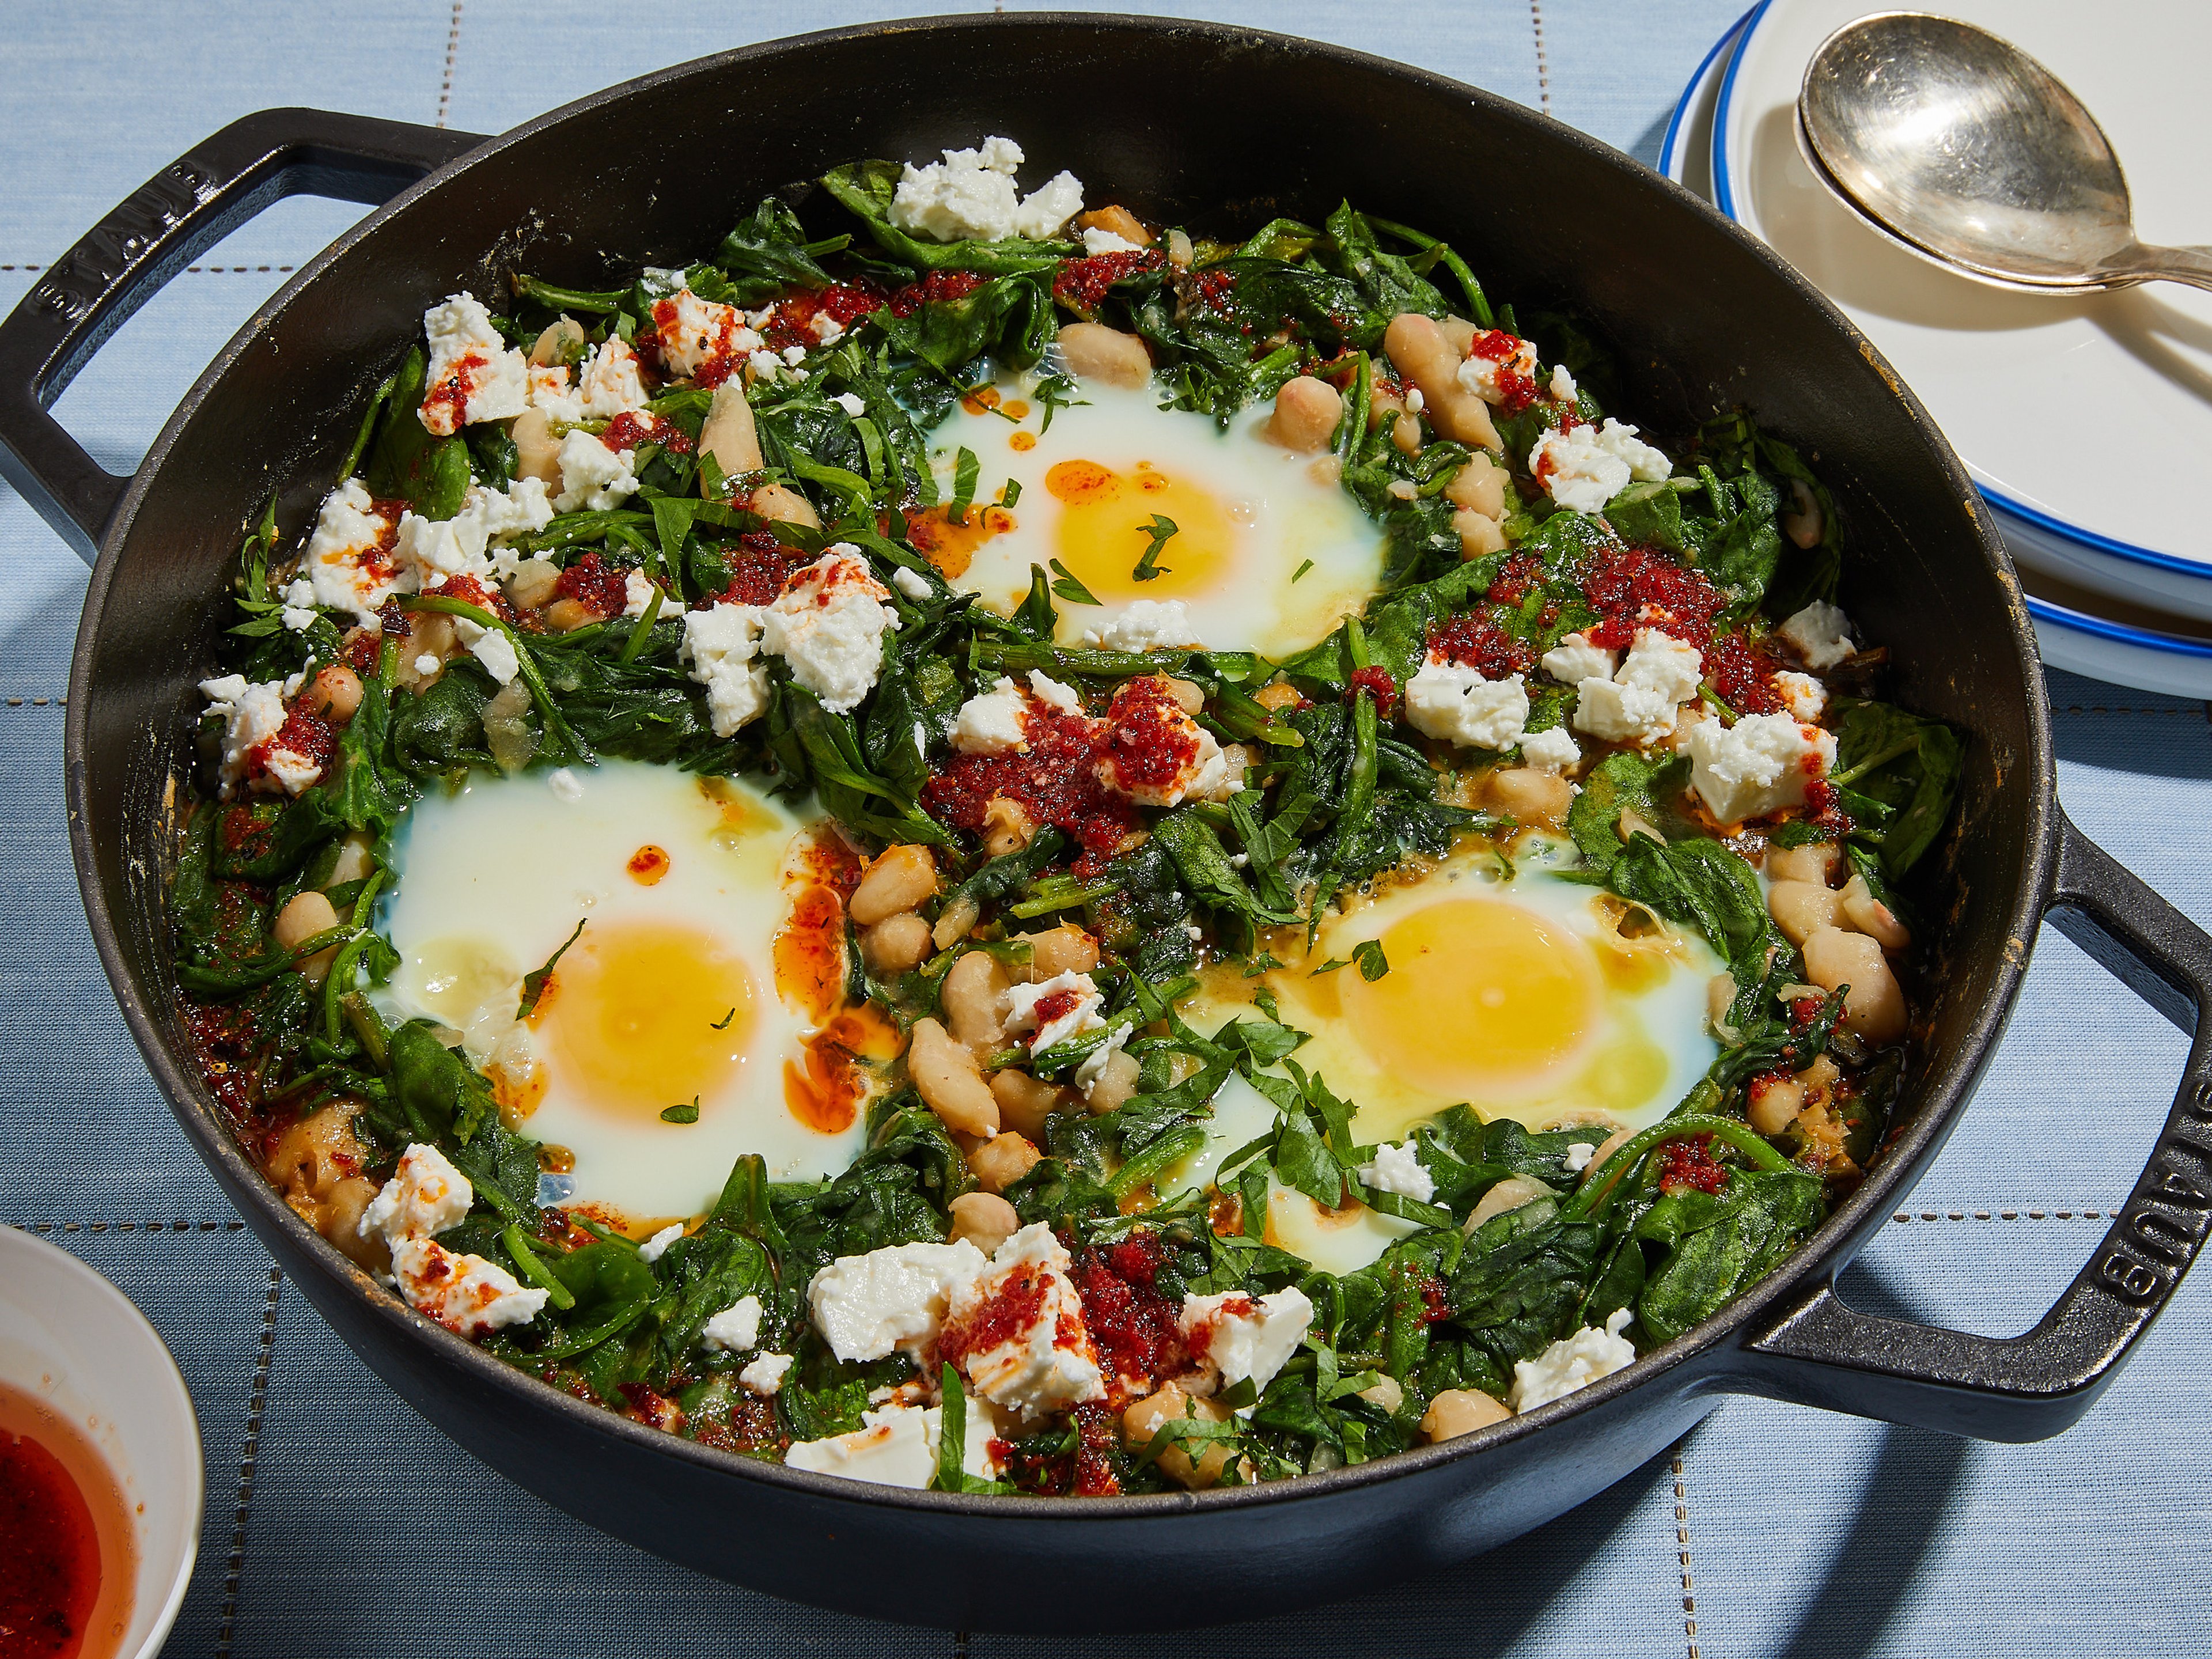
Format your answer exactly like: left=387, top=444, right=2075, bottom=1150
left=4, top=3, right=2206, bottom=1652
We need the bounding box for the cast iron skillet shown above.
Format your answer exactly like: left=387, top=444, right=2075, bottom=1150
left=8, top=15, right=2212, bottom=1634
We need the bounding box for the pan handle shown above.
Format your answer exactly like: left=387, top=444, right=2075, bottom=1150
left=0, top=108, right=484, bottom=562
left=1734, top=810, right=2212, bottom=1442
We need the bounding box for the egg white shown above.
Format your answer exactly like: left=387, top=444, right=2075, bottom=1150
left=376, top=759, right=865, bottom=1224
left=1169, top=837, right=1724, bottom=1270
left=923, top=377, right=1385, bottom=658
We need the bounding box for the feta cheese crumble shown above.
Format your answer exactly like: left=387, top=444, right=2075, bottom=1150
left=785, top=1402, right=937, bottom=1488
left=576, top=336, right=649, bottom=418
left=418, top=293, right=528, bottom=435
left=1002, top=969, right=1107, bottom=1052
left=1539, top=631, right=1616, bottom=687
left=1025, top=670, right=1083, bottom=714
left=1777, top=600, right=1855, bottom=671
left=1519, top=725, right=1581, bottom=772
left=1685, top=711, right=1838, bottom=824
left=739, top=1351, right=794, bottom=1395
left=302, top=479, right=402, bottom=622
left=1082, top=598, right=1199, bottom=652
left=1565, top=1141, right=1597, bottom=1173
left=1455, top=334, right=1536, bottom=404
left=655, top=288, right=740, bottom=379
left=1082, top=226, right=1141, bottom=255
left=1572, top=630, right=1704, bottom=747
left=1179, top=1286, right=1315, bottom=1401
left=1358, top=1140, right=1435, bottom=1203
left=941, top=1224, right=1105, bottom=1420
left=806, top=1238, right=988, bottom=1362
left=889, top=563, right=933, bottom=601
left=889, top=135, right=1085, bottom=243
left=702, top=1294, right=764, bottom=1353
left=552, top=430, right=639, bottom=513
left=1094, top=678, right=1238, bottom=806
left=761, top=547, right=899, bottom=714
left=834, top=391, right=869, bottom=418
left=197, top=675, right=290, bottom=796
left=952, top=676, right=1032, bottom=756
left=1774, top=669, right=1827, bottom=722
left=638, top=1223, right=684, bottom=1263
left=1510, top=1307, right=1636, bottom=1411
left=361, top=1143, right=547, bottom=1338
left=547, top=767, right=585, bottom=803
left=1528, top=418, right=1673, bottom=514
left=1404, top=662, right=1530, bottom=750
left=680, top=602, right=771, bottom=736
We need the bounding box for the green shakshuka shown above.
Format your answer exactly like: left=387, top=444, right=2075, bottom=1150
left=172, top=134, right=1960, bottom=1493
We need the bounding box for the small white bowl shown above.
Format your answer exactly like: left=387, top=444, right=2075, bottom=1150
left=0, top=1226, right=203, bottom=1659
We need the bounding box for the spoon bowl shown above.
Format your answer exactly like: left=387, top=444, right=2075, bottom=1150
left=1799, top=10, right=2212, bottom=293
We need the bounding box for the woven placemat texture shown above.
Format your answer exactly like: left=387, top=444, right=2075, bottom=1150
left=3, top=3, right=2205, bottom=1652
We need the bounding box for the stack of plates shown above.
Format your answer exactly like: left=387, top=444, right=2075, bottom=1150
left=1664, top=0, right=2212, bottom=694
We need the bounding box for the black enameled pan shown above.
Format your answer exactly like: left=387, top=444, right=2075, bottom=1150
left=7, top=15, right=2212, bottom=1632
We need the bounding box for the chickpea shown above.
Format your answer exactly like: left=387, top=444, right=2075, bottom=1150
left=1165, top=228, right=1194, bottom=267
left=541, top=598, right=601, bottom=634
left=511, top=407, right=562, bottom=484
left=1781, top=478, right=1824, bottom=550
left=1706, top=972, right=1738, bottom=1030
left=990, top=1069, right=1069, bottom=1139
left=529, top=316, right=586, bottom=368
left=1421, top=1388, right=1513, bottom=1441
left=1445, top=452, right=1510, bottom=519
left=1162, top=675, right=1207, bottom=715
left=1455, top=508, right=1506, bottom=559
left=1084, top=1048, right=1142, bottom=1115
left=906, top=1017, right=1000, bottom=1137
left=266, top=1100, right=361, bottom=1205
left=505, top=556, right=562, bottom=611
left=1055, top=322, right=1152, bottom=389
left=1391, top=411, right=1423, bottom=456
left=397, top=613, right=456, bottom=683
left=1078, top=204, right=1153, bottom=246
left=1768, top=880, right=1846, bottom=948
left=1382, top=312, right=1500, bottom=452
left=1578, top=1125, right=1639, bottom=1198
left=980, top=796, right=1036, bottom=858
left=1747, top=1073, right=1805, bottom=1136
left=273, top=891, right=342, bottom=982
left=1253, top=680, right=1304, bottom=713
left=1484, top=766, right=1572, bottom=830
left=1465, top=1173, right=1551, bottom=1230
left=1801, top=927, right=1908, bottom=1045
left=1767, top=842, right=1843, bottom=886
left=295, top=664, right=361, bottom=727
left=749, top=482, right=820, bottom=528
left=1840, top=873, right=1911, bottom=951
left=933, top=893, right=981, bottom=952
left=850, top=843, right=937, bottom=925
left=698, top=383, right=764, bottom=481
left=861, top=912, right=933, bottom=976
left=1358, top=1375, right=1406, bottom=1415
left=1013, top=923, right=1100, bottom=983
left=1438, top=316, right=1478, bottom=357
left=948, top=1191, right=1020, bottom=1256
left=941, top=949, right=1010, bottom=1053
left=325, top=832, right=374, bottom=889
left=1123, top=1382, right=1236, bottom=1488
left=969, top=1132, right=1042, bottom=1195
left=321, top=1175, right=387, bottom=1271
left=1262, top=376, right=1344, bottom=454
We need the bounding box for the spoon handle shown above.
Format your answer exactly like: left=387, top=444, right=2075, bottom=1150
left=2125, top=244, right=2212, bottom=294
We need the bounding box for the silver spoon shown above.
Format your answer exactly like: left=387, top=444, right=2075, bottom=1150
left=1797, top=10, right=2212, bottom=294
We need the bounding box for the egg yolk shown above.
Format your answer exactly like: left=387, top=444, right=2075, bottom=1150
left=1046, top=459, right=1235, bottom=604
left=541, top=920, right=756, bottom=1123
left=1339, top=898, right=1600, bottom=1103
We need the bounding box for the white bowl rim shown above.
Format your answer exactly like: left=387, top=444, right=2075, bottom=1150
left=1711, top=0, right=2212, bottom=594
left=0, top=1225, right=204, bottom=1659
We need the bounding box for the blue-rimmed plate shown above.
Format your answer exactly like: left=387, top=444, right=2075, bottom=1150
left=1713, top=0, right=2212, bottom=624
left=1673, top=3, right=2212, bottom=696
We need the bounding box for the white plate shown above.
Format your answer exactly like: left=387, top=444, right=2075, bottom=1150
left=1666, top=8, right=2212, bottom=696
left=1714, top=0, right=2212, bottom=620
left=1, top=1227, right=203, bottom=1659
